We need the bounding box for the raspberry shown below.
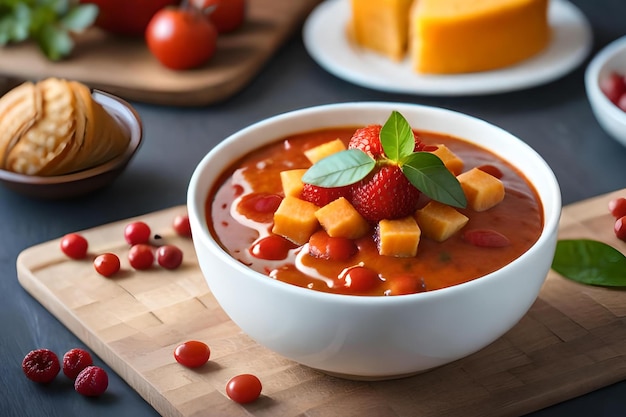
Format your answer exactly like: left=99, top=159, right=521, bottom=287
left=22, top=349, right=60, bottom=383
left=63, top=348, right=94, bottom=380
left=74, top=366, right=108, bottom=396
left=350, top=165, right=421, bottom=223
left=300, top=183, right=350, bottom=207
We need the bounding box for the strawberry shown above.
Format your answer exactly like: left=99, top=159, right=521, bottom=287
left=301, top=183, right=350, bottom=207
left=74, top=365, right=108, bottom=396
left=22, top=348, right=60, bottom=383
left=350, top=165, right=421, bottom=223
left=348, top=125, right=384, bottom=158
left=63, top=348, right=94, bottom=380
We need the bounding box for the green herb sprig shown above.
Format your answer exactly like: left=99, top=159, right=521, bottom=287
left=301, top=110, right=467, bottom=208
left=551, top=239, right=626, bottom=286
left=0, top=0, right=98, bottom=61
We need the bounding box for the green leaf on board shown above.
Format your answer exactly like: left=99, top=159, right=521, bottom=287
left=551, top=239, right=626, bottom=286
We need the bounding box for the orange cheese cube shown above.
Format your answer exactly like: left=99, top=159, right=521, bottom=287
left=431, top=144, right=464, bottom=176
left=272, top=196, right=320, bottom=245
left=410, top=0, right=550, bottom=74
left=457, top=167, right=505, bottom=212
left=315, top=197, right=370, bottom=239
left=303, top=138, right=346, bottom=164
left=280, top=169, right=308, bottom=197
left=377, top=216, right=421, bottom=257
left=415, top=200, right=469, bottom=242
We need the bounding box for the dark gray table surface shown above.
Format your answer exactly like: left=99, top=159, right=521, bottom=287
left=2, top=1, right=626, bottom=415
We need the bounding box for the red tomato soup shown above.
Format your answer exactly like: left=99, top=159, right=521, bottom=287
left=206, top=127, right=543, bottom=296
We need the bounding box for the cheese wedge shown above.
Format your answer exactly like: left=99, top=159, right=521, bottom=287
left=410, top=0, right=550, bottom=74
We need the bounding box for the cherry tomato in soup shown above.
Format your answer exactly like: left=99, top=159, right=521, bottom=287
left=342, top=266, right=379, bottom=294
left=156, top=245, right=184, bottom=269
left=225, top=374, right=262, bottom=404
left=173, top=214, right=192, bottom=237
left=124, top=221, right=151, bottom=245
left=145, top=7, right=218, bottom=70
left=60, top=233, right=89, bottom=259
left=174, top=340, right=210, bottom=368
left=128, top=244, right=154, bottom=270
left=94, top=253, right=121, bottom=277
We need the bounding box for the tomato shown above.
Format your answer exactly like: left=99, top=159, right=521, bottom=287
left=608, top=197, right=626, bottom=219
left=173, top=214, right=192, bottom=237
left=94, top=253, right=121, bottom=277
left=80, top=0, right=180, bottom=36
left=156, top=245, right=184, bottom=269
left=124, top=221, right=151, bottom=245
left=206, top=0, right=246, bottom=33
left=174, top=340, right=210, bottom=368
left=225, top=374, right=262, bottom=404
left=308, top=230, right=357, bottom=261
left=60, top=233, right=89, bottom=259
left=145, top=7, right=218, bottom=70
left=385, top=275, right=426, bottom=296
left=128, top=244, right=154, bottom=270
left=250, top=235, right=297, bottom=260
left=342, top=266, right=379, bottom=294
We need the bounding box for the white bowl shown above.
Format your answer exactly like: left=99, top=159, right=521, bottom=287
left=585, top=35, right=626, bottom=147
left=187, top=102, right=561, bottom=379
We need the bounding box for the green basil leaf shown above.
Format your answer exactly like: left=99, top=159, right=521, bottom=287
left=60, top=4, right=98, bottom=32
left=551, top=239, right=626, bottom=286
left=380, top=110, right=414, bottom=161
left=37, top=23, right=73, bottom=61
left=401, top=152, right=467, bottom=208
left=301, top=149, right=375, bottom=187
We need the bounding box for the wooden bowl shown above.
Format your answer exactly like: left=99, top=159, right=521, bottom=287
left=0, top=89, right=142, bottom=199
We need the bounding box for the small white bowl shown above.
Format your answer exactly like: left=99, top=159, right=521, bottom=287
left=187, top=102, right=561, bottom=380
left=585, top=35, right=626, bottom=147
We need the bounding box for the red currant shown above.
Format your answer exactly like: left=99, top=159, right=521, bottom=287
left=174, top=340, right=210, bottom=368
left=124, top=221, right=151, bottom=245
left=156, top=245, right=183, bottom=269
left=615, top=216, right=626, bottom=241
left=608, top=197, right=626, bottom=219
left=226, top=374, right=262, bottom=404
left=60, top=233, right=88, bottom=259
left=94, top=253, right=121, bottom=277
left=173, top=214, right=192, bottom=237
left=128, top=244, right=154, bottom=270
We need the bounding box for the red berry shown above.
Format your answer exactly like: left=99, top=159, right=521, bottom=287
left=124, top=221, right=151, bottom=245
left=128, top=243, right=154, bottom=270
left=60, top=233, right=89, bottom=259
left=462, top=229, right=511, bottom=247
left=300, top=183, right=351, bottom=207
left=236, top=193, right=283, bottom=223
left=348, top=124, right=385, bottom=158
left=308, top=230, right=357, bottom=261
left=174, top=340, right=211, bottom=368
left=250, top=235, right=298, bottom=260
left=156, top=244, right=184, bottom=269
left=226, top=374, right=262, bottom=404
left=600, top=71, right=626, bottom=104
left=173, top=214, right=192, bottom=237
left=22, top=349, right=60, bottom=383
left=342, top=266, right=380, bottom=293
left=618, top=93, right=626, bottom=112
left=62, top=348, right=94, bottom=380
left=350, top=165, right=421, bottom=223
left=94, top=253, right=121, bottom=277
left=385, top=274, right=426, bottom=296
left=615, top=216, right=626, bottom=241
left=74, top=366, right=108, bottom=396
left=609, top=197, right=626, bottom=218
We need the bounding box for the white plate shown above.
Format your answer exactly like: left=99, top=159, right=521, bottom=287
left=303, top=0, right=593, bottom=96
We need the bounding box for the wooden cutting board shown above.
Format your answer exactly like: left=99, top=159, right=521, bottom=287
left=17, top=189, right=626, bottom=417
left=0, top=0, right=321, bottom=106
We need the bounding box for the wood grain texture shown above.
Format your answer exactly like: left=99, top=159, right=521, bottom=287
left=16, top=189, right=626, bottom=417
left=0, top=0, right=321, bottom=106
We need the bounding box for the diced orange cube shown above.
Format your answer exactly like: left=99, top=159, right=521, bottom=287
left=431, top=144, right=464, bottom=176
left=377, top=216, right=421, bottom=257
left=280, top=169, right=308, bottom=197
left=457, top=167, right=505, bottom=211
left=415, top=200, right=469, bottom=242
left=314, top=197, right=370, bottom=239
left=272, top=196, right=320, bottom=245
left=304, top=139, right=346, bottom=164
